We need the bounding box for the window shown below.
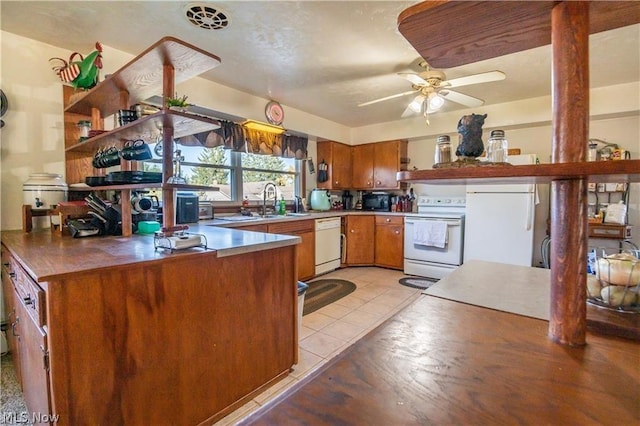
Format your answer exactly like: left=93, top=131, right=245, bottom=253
left=145, top=142, right=301, bottom=203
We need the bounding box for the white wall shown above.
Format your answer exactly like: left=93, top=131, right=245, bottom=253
left=2, top=30, right=639, bottom=261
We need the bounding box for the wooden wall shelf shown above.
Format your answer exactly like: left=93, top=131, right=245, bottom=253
left=65, top=110, right=220, bottom=155
left=397, top=159, right=640, bottom=185
left=397, top=1, right=640, bottom=68
left=65, top=37, right=221, bottom=117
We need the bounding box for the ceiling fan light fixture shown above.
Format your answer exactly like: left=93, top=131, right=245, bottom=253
left=409, top=95, right=426, bottom=113
left=428, top=93, right=445, bottom=110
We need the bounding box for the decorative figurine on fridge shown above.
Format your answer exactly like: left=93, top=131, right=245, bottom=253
left=455, top=113, right=487, bottom=159
left=49, top=42, right=103, bottom=90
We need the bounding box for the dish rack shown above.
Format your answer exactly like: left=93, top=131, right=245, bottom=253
left=154, top=225, right=208, bottom=253
left=587, top=248, right=639, bottom=313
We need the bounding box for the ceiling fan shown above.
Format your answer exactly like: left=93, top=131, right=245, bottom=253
left=358, top=60, right=506, bottom=123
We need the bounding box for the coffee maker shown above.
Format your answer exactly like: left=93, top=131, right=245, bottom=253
left=341, top=190, right=353, bottom=210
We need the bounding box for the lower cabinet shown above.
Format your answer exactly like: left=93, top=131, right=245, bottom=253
left=344, top=215, right=375, bottom=265
left=1, top=246, right=52, bottom=422
left=268, top=220, right=315, bottom=281
left=374, top=215, right=404, bottom=270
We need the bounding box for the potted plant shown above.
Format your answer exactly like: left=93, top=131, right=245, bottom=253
left=166, top=93, right=190, bottom=111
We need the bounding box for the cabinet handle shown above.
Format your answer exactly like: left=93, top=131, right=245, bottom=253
left=350, top=229, right=354, bottom=233
left=386, top=218, right=391, bottom=222
left=376, top=181, right=382, bottom=185
left=11, top=318, right=19, bottom=337
left=9, top=272, right=16, bottom=278
left=2, top=262, right=9, bottom=267
left=395, top=230, right=400, bottom=235
left=23, top=296, right=33, bottom=306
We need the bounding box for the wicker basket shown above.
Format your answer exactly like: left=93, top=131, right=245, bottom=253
left=587, top=248, right=640, bottom=313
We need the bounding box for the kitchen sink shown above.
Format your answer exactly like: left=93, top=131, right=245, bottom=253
left=216, top=215, right=260, bottom=222
left=285, top=213, right=310, bottom=217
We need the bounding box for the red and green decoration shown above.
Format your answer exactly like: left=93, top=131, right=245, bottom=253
left=49, top=42, right=103, bottom=90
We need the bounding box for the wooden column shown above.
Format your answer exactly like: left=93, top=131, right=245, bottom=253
left=161, top=64, right=176, bottom=230
left=549, top=1, right=589, bottom=346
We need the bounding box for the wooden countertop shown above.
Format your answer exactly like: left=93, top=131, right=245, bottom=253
left=1, top=227, right=299, bottom=282
left=242, top=262, right=640, bottom=425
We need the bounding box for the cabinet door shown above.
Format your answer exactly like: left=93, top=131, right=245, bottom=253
left=1, top=269, right=21, bottom=385
left=297, top=230, right=316, bottom=280
left=332, top=142, right=352, bottom=189
left=14, top=295, right=51, bottom=419
left=352, top=144, right=375, bottom=189
left=268, top=221, right=315, bottom=281
left=345, top=216, right=375, bottom=265
left=374, top=141, right=402, bottom=189
left=375, top=222, right=404, bottom=269
left=317, top=141, right=352, bottom=190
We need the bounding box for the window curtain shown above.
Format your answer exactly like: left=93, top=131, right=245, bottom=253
left=176, top=120, right=308, bottom=159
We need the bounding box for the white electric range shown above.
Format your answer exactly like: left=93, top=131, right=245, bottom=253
left=404, top=196, right=466, bottom=280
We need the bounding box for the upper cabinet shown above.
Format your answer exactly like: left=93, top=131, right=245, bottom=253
left=319, top=139, right=408, bottom=191
left=316, top=140, right=352, bottom=190
left=353, top=140, right=408, bottom=190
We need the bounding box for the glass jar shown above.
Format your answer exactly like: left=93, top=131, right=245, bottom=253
left=434, top=135, right=451, bottom=164
left=77, top=120, right=91, bottom=141
left=587, top=143, right=598, bottom=161
left=487, top=129, right=508, bottom=163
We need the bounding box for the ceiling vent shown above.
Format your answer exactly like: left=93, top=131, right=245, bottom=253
left=184, top=3, right=230, bottom=30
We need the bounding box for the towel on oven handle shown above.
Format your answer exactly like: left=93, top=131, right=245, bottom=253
left=413, top=220, right=447, bottom=248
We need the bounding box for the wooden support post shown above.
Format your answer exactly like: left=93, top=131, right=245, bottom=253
left=549, top=1, right=589, bottom=346
left=162, top=63, right=176, bottom=230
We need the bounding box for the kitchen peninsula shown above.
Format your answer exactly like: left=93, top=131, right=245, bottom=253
left=1, top=226, right=300, bottom=425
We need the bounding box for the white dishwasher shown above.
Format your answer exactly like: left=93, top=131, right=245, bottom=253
left=315, top=217, right=342, bottom=275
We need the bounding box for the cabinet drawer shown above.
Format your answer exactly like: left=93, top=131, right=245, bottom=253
left=588, top=224, right=631, bottom=240
left=375, top=215, right=404, bottom=226
left=268, top=219, right=314, bottom=234
left=13, top=262, right=46, bottom=327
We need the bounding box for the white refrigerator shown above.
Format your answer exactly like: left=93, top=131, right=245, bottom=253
left=464, top=154, right=538, bottom=266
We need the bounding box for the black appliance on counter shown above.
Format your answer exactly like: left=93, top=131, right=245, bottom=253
left=362, top=192, right=392, bottom=211
left=176, top=192, right=199, bottom=224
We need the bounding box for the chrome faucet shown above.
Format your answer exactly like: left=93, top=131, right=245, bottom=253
left=263, top=182, right=278, bottom=216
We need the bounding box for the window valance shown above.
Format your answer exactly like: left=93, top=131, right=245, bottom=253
left=176, top=120, right=308, bottom=159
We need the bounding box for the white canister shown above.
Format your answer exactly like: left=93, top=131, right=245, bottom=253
left=23, top=173, right=68, bottom=210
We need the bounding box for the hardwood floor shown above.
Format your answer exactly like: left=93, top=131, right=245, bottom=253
left=240, top=296, right=640, bottom=425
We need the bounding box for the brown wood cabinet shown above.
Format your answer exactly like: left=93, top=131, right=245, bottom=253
left=374, top=215, right=404, bottom=270
left=1, top=232, right=298, bottom=425
left=330, top=140, right=408, bottom=191
left=373, top=140, right=408, bottom=190
left=1, top=246, right=52, bottom=420
left=316, top=140, right=352, bottom=190
left=344, top=215, right=375, bottom=265
left=351, top=144, right=375, bottom=189
left=268, top=220, right=316, bottom=281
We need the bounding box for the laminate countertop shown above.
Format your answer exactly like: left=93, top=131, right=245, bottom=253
left=1, top=226, right=299, bottom=282
left=242, top=261, right=640, bottom=425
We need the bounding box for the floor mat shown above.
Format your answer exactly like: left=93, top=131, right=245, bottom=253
left=303, top=279, right=356, bottom=316
left=399, top=277, right=439, bottom=290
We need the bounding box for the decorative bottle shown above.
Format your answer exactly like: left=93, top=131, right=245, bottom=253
left=434, top=135, right=452, bottom=164
left=487, top=130, right=508, bottom=163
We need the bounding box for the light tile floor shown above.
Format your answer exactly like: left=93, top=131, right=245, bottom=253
left=214, top=266, right=422, bottom=425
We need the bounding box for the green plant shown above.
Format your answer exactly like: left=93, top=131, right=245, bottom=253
left=166, top=93, right=190, bottom=108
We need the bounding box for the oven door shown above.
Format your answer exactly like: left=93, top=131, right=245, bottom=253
left=404, top=216, right=464, bottom=266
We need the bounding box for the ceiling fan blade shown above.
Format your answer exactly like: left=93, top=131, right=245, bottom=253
left=444, top=70, right=506, bottom=89
left=439, top=90, right=485, bottom=107
left=400, top=104, right=416, bottom=118
left=358, top=90, right=415, bottom=107
left=398, top=72, right=428, bottom=86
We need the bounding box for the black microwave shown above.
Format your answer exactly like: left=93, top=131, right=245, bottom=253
left=362, top=193, right=392, bottom=211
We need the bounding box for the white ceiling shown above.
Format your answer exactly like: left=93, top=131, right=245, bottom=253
left=1, top=1, right=638, bottom=128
